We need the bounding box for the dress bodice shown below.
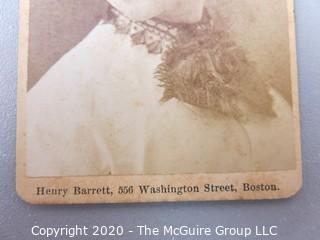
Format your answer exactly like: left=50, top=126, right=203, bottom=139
left=27, top=22, right=295, bottom=177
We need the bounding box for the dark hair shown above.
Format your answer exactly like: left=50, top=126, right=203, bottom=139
left=156, top=10, right=275, bottom=121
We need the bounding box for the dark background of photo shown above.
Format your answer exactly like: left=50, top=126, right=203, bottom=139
left=1, top=1, right=320, bottom=239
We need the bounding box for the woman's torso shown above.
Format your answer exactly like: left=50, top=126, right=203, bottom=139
left=27, top=22, right=295, bottom=176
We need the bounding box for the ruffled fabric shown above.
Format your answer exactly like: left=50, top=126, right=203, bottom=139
left=105, top=5, right=274, bottom=120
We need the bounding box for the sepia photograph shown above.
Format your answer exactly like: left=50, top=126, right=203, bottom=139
left=4, top=1, right=320, bottom=237
left=17, top=0, right=302, bottom=203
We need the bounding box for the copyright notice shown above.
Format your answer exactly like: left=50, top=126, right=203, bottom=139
left=30, top=224, right=278, bottom=239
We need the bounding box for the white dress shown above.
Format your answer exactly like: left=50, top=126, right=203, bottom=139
left=27, top=22, right=295, bottom=177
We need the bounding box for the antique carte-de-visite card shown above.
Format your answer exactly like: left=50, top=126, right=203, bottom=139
left=17, top=0, right=302, bottom=204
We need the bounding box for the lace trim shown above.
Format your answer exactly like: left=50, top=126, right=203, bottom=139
left=104, top=5, right=274, bottom=120
left=105, top=6, right=213, bottom=54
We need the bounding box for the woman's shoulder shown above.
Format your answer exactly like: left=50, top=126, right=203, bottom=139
left=149, top=90, right=295, bottom=172
left=243, top=88, right=294, bottom=147
left=244, top=88, right=293, bottom=128
left=243, top=88, right=295, bottom=170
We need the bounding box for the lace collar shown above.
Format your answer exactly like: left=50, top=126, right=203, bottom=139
left=104, top=5, right=274, bottom=120
left=105, top=6, right=213, bottom=55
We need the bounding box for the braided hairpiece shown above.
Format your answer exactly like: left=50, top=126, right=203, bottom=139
left=156, top=11, right=275, bottom=120
left=104, top=4, right=275, bottom=120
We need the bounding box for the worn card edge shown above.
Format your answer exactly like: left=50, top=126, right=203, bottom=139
left=16, top=0, right=302, bottom=205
